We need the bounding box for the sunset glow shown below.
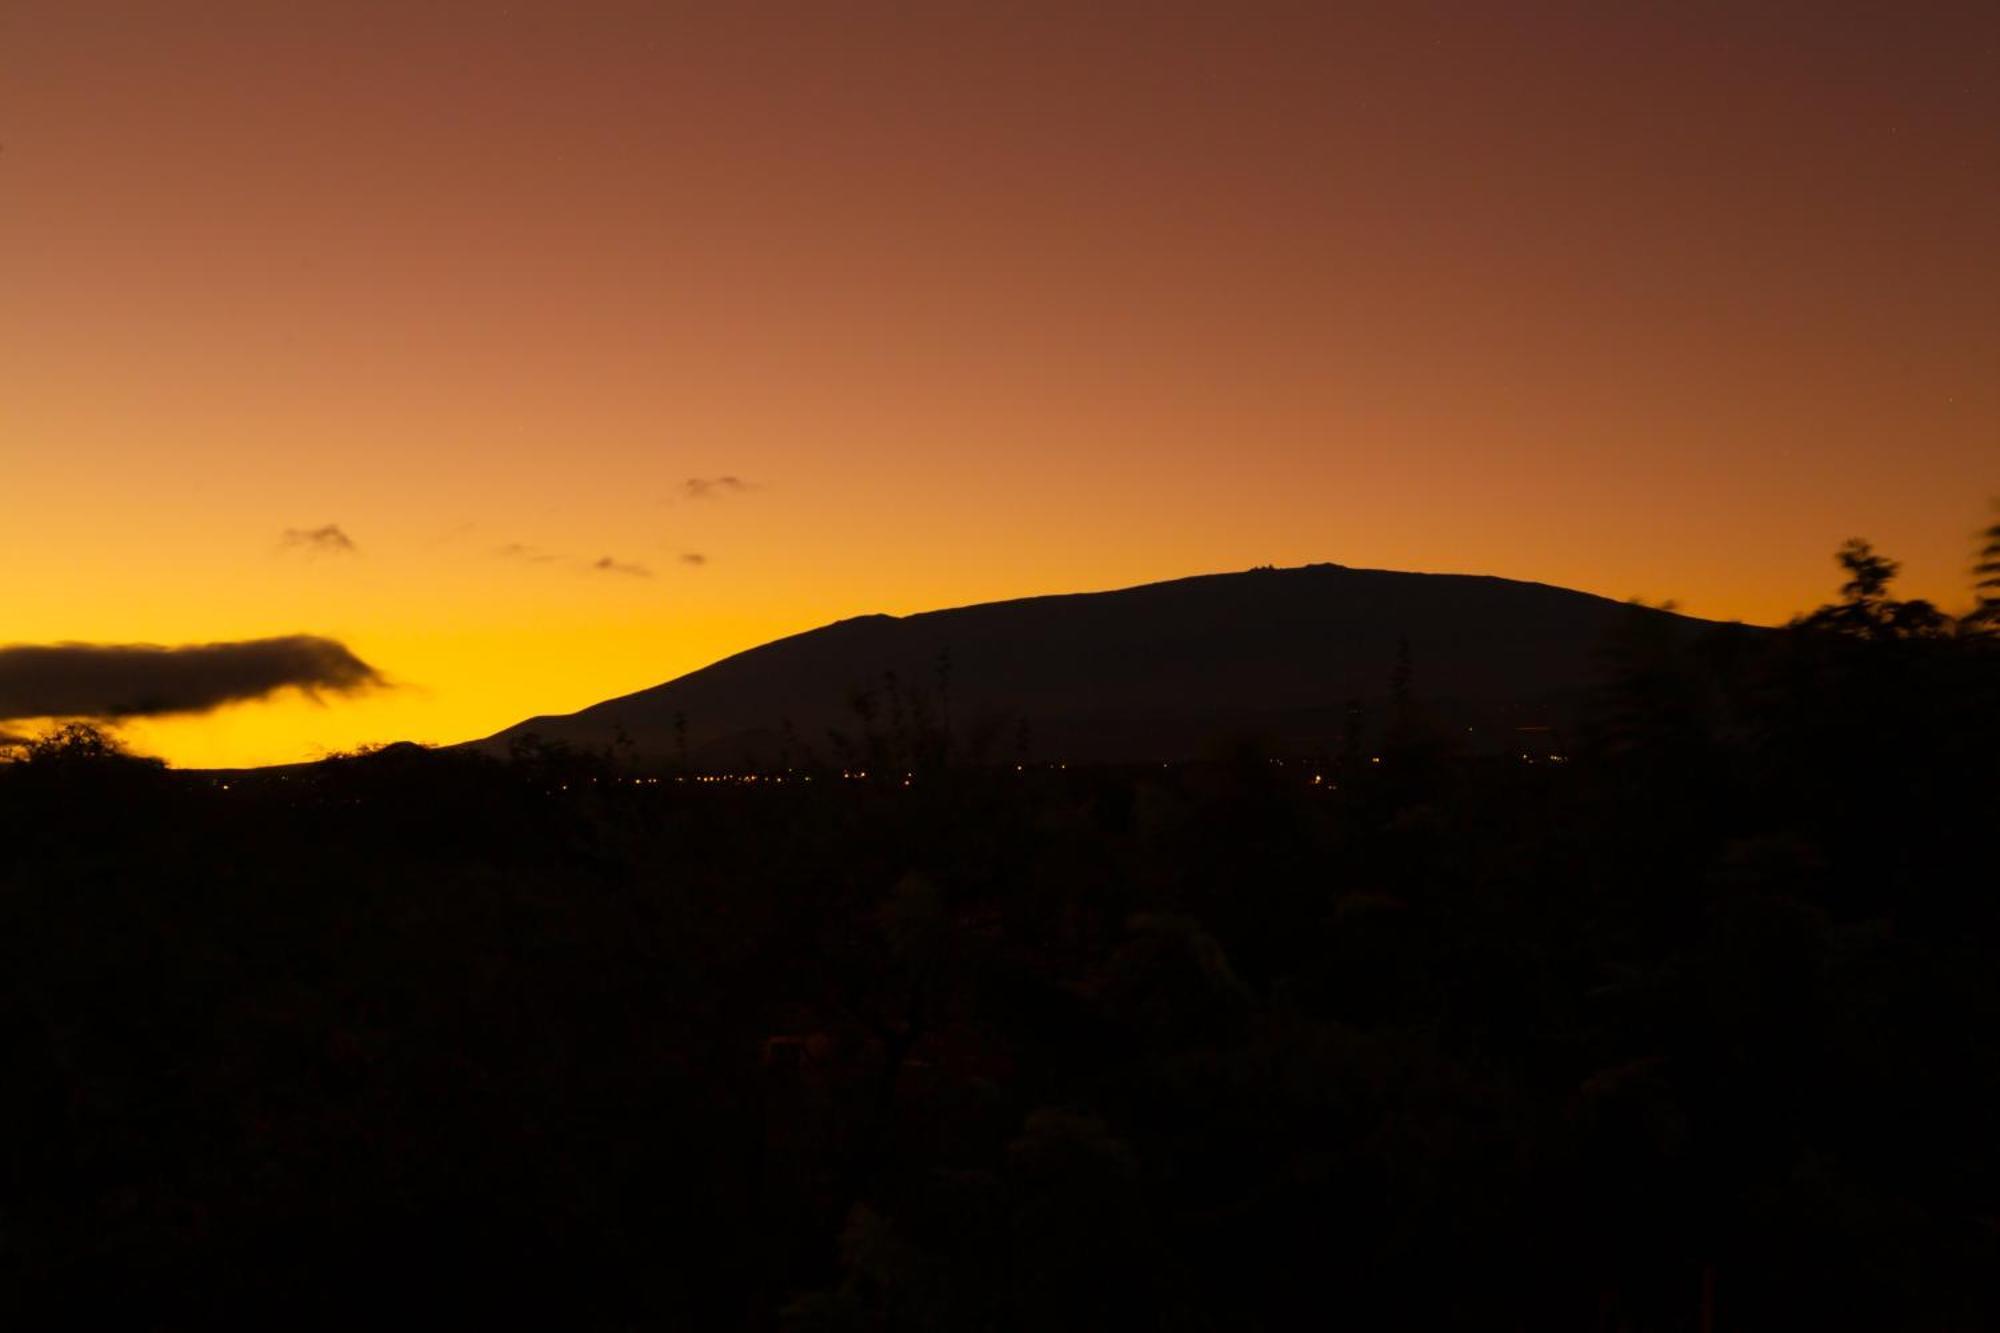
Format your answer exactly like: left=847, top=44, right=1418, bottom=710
left=5, top=2, right=1994, bottom=767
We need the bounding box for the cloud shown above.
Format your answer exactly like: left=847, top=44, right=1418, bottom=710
left=0, top=636, right=385, bottom=722
left=281, top=524, right=358, bottom=555
left=678, top=552, right=708, bottom=567
left=427, top=521, right=477, bottom=548
left=497, top=544, right=660, bottom=577
left=682, top=476, right=754, bottom=500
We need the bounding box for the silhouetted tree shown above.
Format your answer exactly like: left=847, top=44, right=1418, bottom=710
left=1970, top=507, right=2000, bottom=631
left=1390, top=633, right=1414, bottom=730
left=1791, top=538, right=1950, bottom=641
left=19, top=721, right=153, bottom=767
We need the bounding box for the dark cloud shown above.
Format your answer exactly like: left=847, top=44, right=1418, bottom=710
left=590, top=556, right=653, bottom=578
left=678, top=552, right=708, bottom=567
left=682, top=476, right=754, bottom=500
left=281, top=524, right=358, bottom=554
left=0, top=636, right=384, bottom=722
left=497, top=542, right=560, bottom=564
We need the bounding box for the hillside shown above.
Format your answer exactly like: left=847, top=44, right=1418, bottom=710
left=478, top=564, right=1748, bottom=765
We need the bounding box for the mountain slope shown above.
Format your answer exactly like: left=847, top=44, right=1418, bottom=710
left=477, top=564, right=1747, bottom=765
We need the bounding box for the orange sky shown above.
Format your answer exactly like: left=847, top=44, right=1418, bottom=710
left=3, top=1, right=1995, bottom=768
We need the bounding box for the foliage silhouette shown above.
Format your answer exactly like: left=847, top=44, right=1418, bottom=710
left=0, top=533, right=1995, bottom=1328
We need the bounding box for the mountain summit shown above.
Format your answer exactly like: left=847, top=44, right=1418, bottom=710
left=478, top=564, right=1743, bottom=766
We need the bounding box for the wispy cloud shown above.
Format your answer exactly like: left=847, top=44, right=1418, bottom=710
left=678, top=552, right=708, bottom=567
left=496, top=543, right=663, bottom=578
left=0, top=636, right=385, bottom=722
left=280, top=524, right=357, bottom=555
left=427, top=521, right=477, bottom=548
left=681, top=476, right=755, bottom=500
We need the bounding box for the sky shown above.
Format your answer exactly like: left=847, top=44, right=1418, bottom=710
left=3, top=1, right=1995, bottom=768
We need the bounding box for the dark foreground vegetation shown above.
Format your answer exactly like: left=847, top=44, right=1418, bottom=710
left=2, top=538, right=1997, bottom=1330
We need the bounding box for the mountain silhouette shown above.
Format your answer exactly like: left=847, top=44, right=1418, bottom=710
left=477, top=564, right=1754, bottom=766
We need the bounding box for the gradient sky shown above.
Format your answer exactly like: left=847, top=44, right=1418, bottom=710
left=4, top=1, right=1995, bottom=767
